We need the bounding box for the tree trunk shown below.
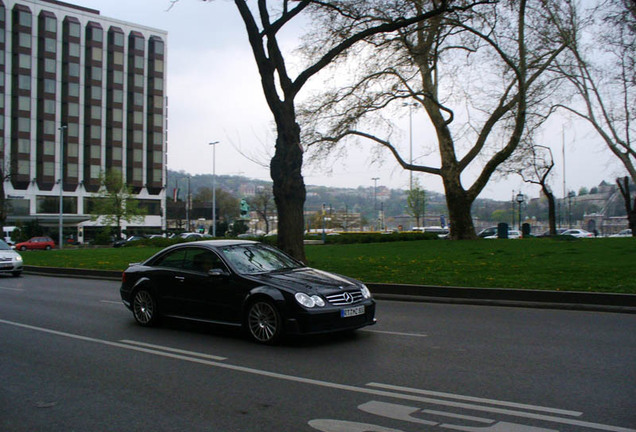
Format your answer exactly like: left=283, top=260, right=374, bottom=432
left=271, top=112, right=307, bottom=262
left=543, top=185, right=557, bottom=235
left=443, top=176, right=477, bottom=240
left=617, top=177, right=636, bottom=237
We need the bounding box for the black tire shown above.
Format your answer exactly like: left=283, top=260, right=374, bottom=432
left=132, top=288, right=159, bottom=327
left=19, top=246, right=27, bottom=251
left=45, top=245, right=52, bottom=250
left=11, top=271, right=21, bottom=277
left=246, top=300, right=282, bottom=344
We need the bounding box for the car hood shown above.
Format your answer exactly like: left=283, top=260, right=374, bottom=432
left=0, top=250, right=18, bottom=259
left=246, top=267, right=361, bottom=294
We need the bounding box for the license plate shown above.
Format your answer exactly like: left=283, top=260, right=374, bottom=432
left=341, top=305, right=364, bottom=318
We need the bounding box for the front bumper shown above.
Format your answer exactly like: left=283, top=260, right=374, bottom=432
left=284, top=301, right=376, bottom=335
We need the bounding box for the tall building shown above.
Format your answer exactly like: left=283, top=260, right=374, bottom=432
left=1, top=0, right=167, bottom=242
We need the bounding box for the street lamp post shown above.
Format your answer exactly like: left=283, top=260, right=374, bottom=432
left=516, top=192, right=524, bottom=231
left=58, top=125, right=67, bottom=249
left=209, top=141, right=219, bottom=237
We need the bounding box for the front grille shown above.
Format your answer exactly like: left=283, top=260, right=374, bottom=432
left=325, top=290, right=364, bottom=306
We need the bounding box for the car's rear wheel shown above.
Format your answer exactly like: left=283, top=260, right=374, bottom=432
left=19, top=246, right=27, bottom=251
left=246, top=300, right=282, bottom=344
left=132, top=289, right=159, bottom=327
left=45, top=245, right=52, bottom=250
left=11, top=271, right=21, bottom=277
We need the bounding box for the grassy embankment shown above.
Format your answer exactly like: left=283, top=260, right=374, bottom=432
left=20, top=238, right=635, bottom=294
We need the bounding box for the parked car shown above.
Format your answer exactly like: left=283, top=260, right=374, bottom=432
left=120, top=240, right=376, bottom=344
left=14, top=236, right=55, bottom=251
left=610, top=229, right=632, bottom=238
left=0, top=240, right=23, bottom=277
left=560, top=229, right=594, bottom=238
left=477, top=226, right=498, bottom=238
left=484, top=229, right=522, bottom=239
left=537, top=228, right=568, bottom=237
left=113, top=235, right=145, bottom=248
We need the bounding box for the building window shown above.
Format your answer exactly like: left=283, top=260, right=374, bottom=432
left=18, top=10, right=31, bottom=28
left=133, top=149, right=142, bottom=162
left=90, top=125, right=101, bottom=140
left=91, top=85, right=102, bottom=100
left=43, top=140, right=55, bottom=155
left=18, top=74, right=30, bottom=90
left=90, top=27, right=103, bottom=43
left=133, top=111, right=143, bottom=126
left=113, top=89, right=123, bottom=103
left=153, top=113, right=163, bottom=127
left=18, top=96, right=30, bottom=111
left=112, top=128, right=122, bottom=141
left=44, top=57, right=56, bottom=73
left=67, top=123, right=79, bottom=138
left=42, top=161, right=55, bottom=176
left=67, top=163, right=78, bottom=177
left=90, top=165, right=100, bottom=179
left=91, top=105, right=101, bottom=120
left=43, top=119, right=55, bottom=135
left=112, top=51, right=123, bottom=66
left=17, top=117, right=30, bottom=133
left=68, top=42, right=80, bottom=57
left=43, top=99, right=56, bottom=114
left=18, top=138, right=30, bottom=153
left=44, top=16, right=56, bottom=33
left=18, top=53, right=31, bottom=69
left=91, top=46, right=102, bottom=62
left=111, top=108, right=123, bottom=123
left=134, top=55, right=143, bottom=69
left=132, top=167, right=142, bottom=182
left=133, top=130, right=143, bottom=144
left=153, top=40, right=164, bottom=55
left=17, top=160, right=29, bottom=175
left=90, top=144, right=100, bottom=158
left=68, top=62, right=80, bottom=77
left=68, top=102, right=79, bottom=117
left=112, top=31, right=124, bottom=47
left=68, top=22, right=80, bottom=38
left=91, top=66, right=102, bottom=79
left=67, top=142, right=78, bottom=157
left=112, top=146, right=122, bottom=161
left=68, top=82, right=79, bottom=97
left=43, top=78, right=55, bottom=93
left=18, top=32, right=31, bottom=48
left=44, top=37, right=56, bottom=53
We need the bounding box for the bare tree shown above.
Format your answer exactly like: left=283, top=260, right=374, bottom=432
left=505, top=143, right=557, bottom=235
left=184, top=0, right=484, bottom=260
left=552, top=0, right=635, bottom=235
left=249, top=186, right=275, bottom=234
left=302, top=0, right=569, bottom=239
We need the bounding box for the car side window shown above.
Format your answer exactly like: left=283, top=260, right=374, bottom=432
left=185, top=250, right=226, bottom=274
left=153, top=249, right=188, bottom=270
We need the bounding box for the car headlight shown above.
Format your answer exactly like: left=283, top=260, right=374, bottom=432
left=295, top=292, right=325, bottom=308
left=15, top=255, right=23, bottom=262
left=360, top=284, right=372, bottom=299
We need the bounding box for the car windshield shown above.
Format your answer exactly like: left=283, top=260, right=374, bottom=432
left=0, top=240, right=11, bottom=250
left=220, top=244, right=303, bottom=275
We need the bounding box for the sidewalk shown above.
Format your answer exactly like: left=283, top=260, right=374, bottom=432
left=24, top=266, right=636, bottom=314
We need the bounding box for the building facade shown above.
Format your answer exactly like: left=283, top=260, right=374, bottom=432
left=1, top=0, right=167, bottom=242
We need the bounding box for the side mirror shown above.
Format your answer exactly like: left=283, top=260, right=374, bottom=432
left=208, top=268, right=229, bottom=277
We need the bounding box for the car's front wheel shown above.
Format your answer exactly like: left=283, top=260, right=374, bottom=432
left=246, top=300, right=282, bottom=344
left=19, top=246, right=27, bottom=251
left=132, top=288, right=159, bottom=327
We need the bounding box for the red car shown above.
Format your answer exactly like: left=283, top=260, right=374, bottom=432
left=15, top=236, right=56, bottom=251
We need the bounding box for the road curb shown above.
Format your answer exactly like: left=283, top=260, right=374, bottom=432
left=23, top=266, right=636, bottom=314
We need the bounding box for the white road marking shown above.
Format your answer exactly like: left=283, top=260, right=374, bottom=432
left=422, top=409, right=494, bottom=424
left=119, top=339, right=227, bottom=361
left=100, top=300, right=121, bottom=305
left=367, top=382, right=582, bottom=417
left=361, top=329, right=428, bottom=337
left=0, top=286, right=24, bottom=292
left=1, top=318, right=634, bottom=432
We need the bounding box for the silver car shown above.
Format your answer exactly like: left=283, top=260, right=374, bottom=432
left=0, top=240, right=23, bottom=277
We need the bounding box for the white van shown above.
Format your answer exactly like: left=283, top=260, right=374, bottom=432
left=3, top=226, right=18, bottom=246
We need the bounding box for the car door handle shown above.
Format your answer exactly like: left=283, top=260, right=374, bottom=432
left=175, top=276, right=185, bottom=282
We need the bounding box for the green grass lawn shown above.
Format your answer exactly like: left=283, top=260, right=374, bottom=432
left=20, top=238, right=636, bottom=293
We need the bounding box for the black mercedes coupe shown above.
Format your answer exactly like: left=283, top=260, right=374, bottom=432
left=120, top=240, right=376, bottom=344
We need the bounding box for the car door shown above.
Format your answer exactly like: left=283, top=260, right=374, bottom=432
left=177, top=248, right=244, bottom=323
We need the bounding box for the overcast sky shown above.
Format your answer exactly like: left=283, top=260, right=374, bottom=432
left=76, top=0, right=626, bottom=201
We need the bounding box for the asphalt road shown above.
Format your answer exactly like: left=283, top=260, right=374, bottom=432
left=1, top=275, right=635, bottom=432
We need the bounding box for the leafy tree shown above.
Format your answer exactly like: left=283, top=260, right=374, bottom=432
left=90, top=170, right=146, bottom=239
left=406, top=180, right=426, bottom=228
left=302, top=0, right=569, bottom=239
